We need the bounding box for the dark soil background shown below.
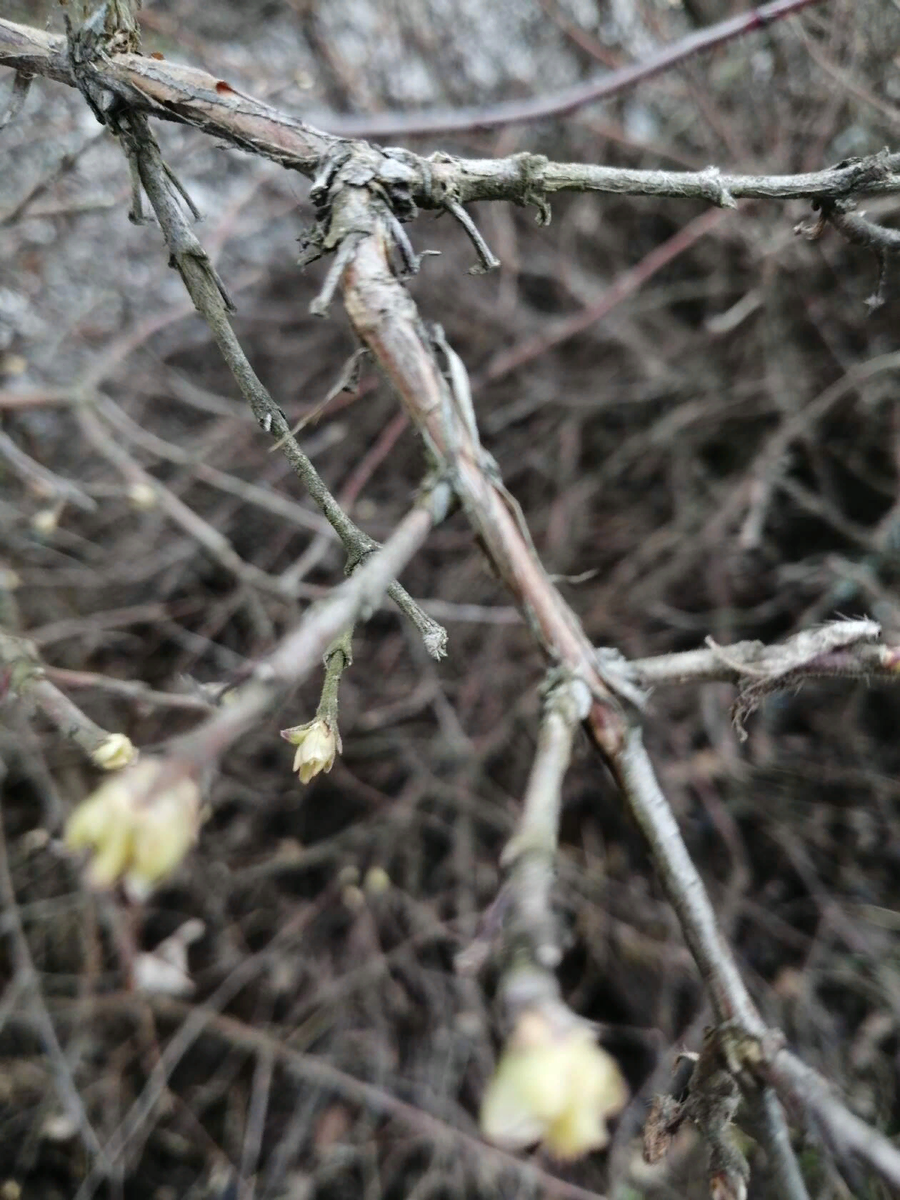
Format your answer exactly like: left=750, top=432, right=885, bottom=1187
left=2, top=1, right=900, bottom=1197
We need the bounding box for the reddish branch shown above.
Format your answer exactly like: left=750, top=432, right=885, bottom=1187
left=342, top=210, right=630, bottom=757
left=306, top=0, right=827, bottom=138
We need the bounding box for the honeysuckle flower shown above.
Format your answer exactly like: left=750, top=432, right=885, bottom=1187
left=280, top=718, right=341, bottom=784
left=65, top=759, right=201, bottom=898
left=480, top=1008, right=627, bottom=1160
left=90, top=732, right=138, bottom=771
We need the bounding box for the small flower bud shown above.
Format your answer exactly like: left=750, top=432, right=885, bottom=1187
left=280, top=718, right=341, bottom=784
left=31, top=508, right=59, bottom=536
left=363, top=865, right=391, bottom=896
left=480, top=1008, right=626, bottom=1160
left=91, top=733, right=138, bottom=771
left=127, top=482, right=158, bottom=510
left=65, top=759, right=201, bottom=898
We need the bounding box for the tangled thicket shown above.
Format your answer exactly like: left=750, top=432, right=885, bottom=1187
left=3, top=1, right=900, bottom=1198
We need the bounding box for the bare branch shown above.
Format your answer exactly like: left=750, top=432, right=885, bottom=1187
left=0, top=67, right=31, bottom=129
left=4, top=15, right=900, bottom=218
left=113, top=105, right=446, bottom=655
left=300, top=0, right=826, bottom=138
left=630, top=620, right=896, bottom=687
left=0, top=17, right=336, bottom=172
left=0, top=799, right=111, bottom=1178
left=340, top=194, right=636, bottom=727
left=165, top=480, right=451, bottom=775
left=43, top=667, right=214, bottom=714
left=0, top=630, right=137, bottom=768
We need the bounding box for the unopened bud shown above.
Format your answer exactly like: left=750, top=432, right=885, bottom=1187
left=91, top=733, right=138, bottom=771
left=128, top=482, right=158, bottom=510
left=31, top=508, right=59, bottom=535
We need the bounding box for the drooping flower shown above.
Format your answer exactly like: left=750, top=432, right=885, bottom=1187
left=65, top=759, right=201, bottom=899
left=480, top=1007, right=627, bottom=1160
left=280, top=718, right=341, bottom=784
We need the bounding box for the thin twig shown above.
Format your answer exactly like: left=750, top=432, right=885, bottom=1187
left=164, top=481, right=451, bottom=775
left=43, top=667, right=214, bottom=714
left=630, top=620, right=893, bottom=686
left=0, top=67, right=31, bottom=129
left=254, top=0, right=829, bottom=139
left=38, top=991, right=609, bottom=1200
left=611, top=725, right=900, bottom=1190
left=0, top=796, right=112, bottom=1179
left=0, top=430, right=96, bottom=511
left=0, top=630, right=131, bottom=766
left=117, top=109, right=446, bottom=656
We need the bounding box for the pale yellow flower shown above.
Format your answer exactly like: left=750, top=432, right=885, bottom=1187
left=90, top=732, right=138, bottom=771
left=280, top=718, right=341, bottom=784
left=65, top=759, right=201, bottom=898
left=480, top=1008, right=627, bottom=1160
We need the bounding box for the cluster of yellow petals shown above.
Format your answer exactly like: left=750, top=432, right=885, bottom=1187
left=480, top=1008, right=627, bottom=1160
left=280, top=718, right=341, bottom=784
left=65, top=759, right=201, bottom=899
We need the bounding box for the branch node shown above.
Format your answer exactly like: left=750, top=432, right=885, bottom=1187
left=309, top=232, right=365, bottom=317
left=443, top=198, right=501, bottom=273
left=699, top=165, right=737, bottom=209
left=513, top=152, right=552, bottom=225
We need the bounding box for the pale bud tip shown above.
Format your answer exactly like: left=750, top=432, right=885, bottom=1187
left=91, top=733, right=138, bottom=771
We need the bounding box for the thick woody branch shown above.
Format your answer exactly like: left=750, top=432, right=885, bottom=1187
left=3, top=17, right=900, bottom=214
left=336, top=199, right=900, bottom=1194
left=0, top=17, right=336, bottom=172
left=340, top=198, right=635, bottom=751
